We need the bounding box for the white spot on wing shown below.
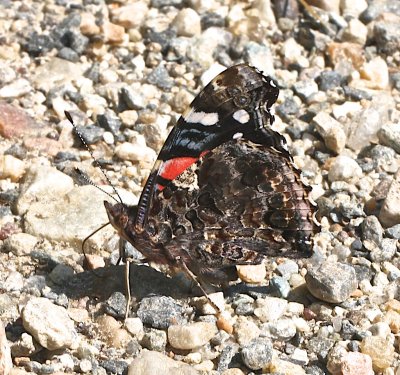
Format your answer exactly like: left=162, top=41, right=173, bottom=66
left=270, top=79, right=276, bottom=87
left=185, top=110, right=219, bottom=126
left=233, top=109, right=250, bottom=124
left=233, top=132, right=243, bottom=139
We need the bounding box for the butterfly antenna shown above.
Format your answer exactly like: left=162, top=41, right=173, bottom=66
left=65, top=110, right=123, bottom=204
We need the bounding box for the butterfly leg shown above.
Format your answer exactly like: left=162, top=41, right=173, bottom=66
left=176, top=257, right=222, bottom=313
left=118, top=238, right=132, bottom=320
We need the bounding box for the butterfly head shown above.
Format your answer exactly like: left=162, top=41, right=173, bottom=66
left=104, top=201, right=137, bottom=239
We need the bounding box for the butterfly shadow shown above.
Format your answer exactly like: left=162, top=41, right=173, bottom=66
left=61, top=263, right=198, bottom=303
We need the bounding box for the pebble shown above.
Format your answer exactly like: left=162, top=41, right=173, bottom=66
left=22, top=297, right=78, bottom=350
left=341, top=19, right=368, bottom=45
left=173, top=8, right=202, bottom=37
left=379, top=170, right=400, bottom=227
left=262, top=318, right=297, bottom=341
left=341, top=351, right=374, bottom=375
left=236, top=263, right=266, bottom=283
left=253, top=297, right=288, bottom=322
left=168, top=322, right=218, bottom=350
left=269, top=358, right=307, bottom=374
left=0, top=78, right=32, bottom=99
left=0, top=102, right=39, bottom=139
left=111, top=3, right=149, bottom=29
left=96, top=315, right=131, bottom=349
left=128, top=350, right=199, bottom=375
left=0, top=321, right=12, bottom=375
left=293, top=79, right=318, bottom=102
left=313, top=112, right=346, bottom=154
left=141, top=329, right=167, bottom=352
left=233, top=316, right=260, bottom=345
left=137, top=296, right=186, bottom=329
left=3, top=233, right=38, bottom=256
left=305, top=262, right=358, bottom=303
left=378, top=124, right=400, bottom=154
left=360, top=336, right=395, bottom=372
left=124, top=318, right=144, bottom=340
left=23, top=185, right=114, bottom=249
left=101, top=21, right=125, bottom=44
left=328, top=155, right=363, bottom=182
left=241, top=338, right=273, bottom=370
left=115, top=141, right=157, bottom=164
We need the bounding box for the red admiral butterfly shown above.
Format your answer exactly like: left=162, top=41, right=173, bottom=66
left=104, top=64, right=318, bottom=298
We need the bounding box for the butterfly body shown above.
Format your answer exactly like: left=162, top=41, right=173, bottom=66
left=105, top=64, right=318, bottom=286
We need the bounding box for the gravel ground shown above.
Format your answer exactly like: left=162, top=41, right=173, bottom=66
left=1, top=0, right=400, bottom=374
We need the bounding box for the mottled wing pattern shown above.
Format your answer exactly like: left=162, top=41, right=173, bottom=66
left=134, top=64, right=282, bottom=229
left=104, top=63, right=319, bottom=286
left=142, top=138, right=317, bottom=283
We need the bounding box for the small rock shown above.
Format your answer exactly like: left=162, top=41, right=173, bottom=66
left=254, top=297, right=288, bottom=322
left=341, top=351, right=373, bottom=375
left=360, top=336, right=395, bottom=372
left=379, top=170, right=400, bottom=227
left=360, top=57, right=389, bottom=89
left=173, top=8, right=202, bottom=37
left=141, top=329, right=167, bottom=351
left=17, top=164, right=74, bottom=215
left=168, top=322, right=218, bottom=350
left=3, top=233, right=38, bottom=256
left=10, top=332, right=40, bottom=357
left=101, top=21, right=125, bottom=44
left=241, top=337, right=273, bottom=370
left=22, top=297, right=77, bottom=350
left=361, top=215, right=383, bottom=247
left=245, top=45, right=274, bottom=80
left=0, top=321, right=12, bottom=375
left=147, top=64, right=174, bottom=90
left=0, top=102, right=39, bottom=139
left=96, top=315, right=131, bottom=349
left=317, top=71, right=344, bottom=91
left=236, top=263, right=266, bottom=283
left=233, top=316, right=260, bottom=345
left=378, top=124, right=400, bottom=155
left=137, top=296, right=185, bottom=329
left=120, top=87, right=146, bottom=110
left=328, top=156, right=362, bottom=182
left=111, top=3, right=149, bottom=29
left=125, top=318, right=144, bottom=340
left=104, top=292, right=127, bottom=319
left=306, top=262, right=358, bottom=303
left=80, top=12, right=100, bottom=36
left=269, top=358, right=307, bottom=375
left=382, top=310, right=400, bottom=334
left=115, top=141, right=157, bottom=164
left=313, top=112, right=346, bottom=154
left=0, top=78, right=32, bottom=98
left=48, top=264, right=75, bottom=285
left=3, top=272, right=24, bottom=292
left=128, top=350, right=198, bottom=375
left=261, top=318, right=297, bottom=341
left=340, top=0, right=368, bottom=18
left=293, top=79, right=318, bottom=102
left=0, top=155, right=25, bottom=182
left=341, top=19, right=368, bottom=45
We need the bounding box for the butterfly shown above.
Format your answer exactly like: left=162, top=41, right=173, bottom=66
left=103, top=63, right=319, bottom=302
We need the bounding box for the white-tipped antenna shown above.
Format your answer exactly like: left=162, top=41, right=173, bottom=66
left=64, top=110, right=123, bottom=204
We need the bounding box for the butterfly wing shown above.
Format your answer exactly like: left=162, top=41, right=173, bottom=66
left=134, top=64, right=282, bottom=229
left=140, top=137, right=318, bottom=284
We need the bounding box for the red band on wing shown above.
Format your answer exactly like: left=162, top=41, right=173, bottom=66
left=157, top=151, right=210, bottom=191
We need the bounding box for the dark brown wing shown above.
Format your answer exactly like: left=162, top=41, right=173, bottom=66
left=141, top=138, right=318, bottom=283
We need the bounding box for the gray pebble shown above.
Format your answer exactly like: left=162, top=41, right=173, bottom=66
left=306, top=262, right=358, bottom=303
left=137, top=295, right=185, bottom=329
left=241, top=338, right=273, bottom=370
